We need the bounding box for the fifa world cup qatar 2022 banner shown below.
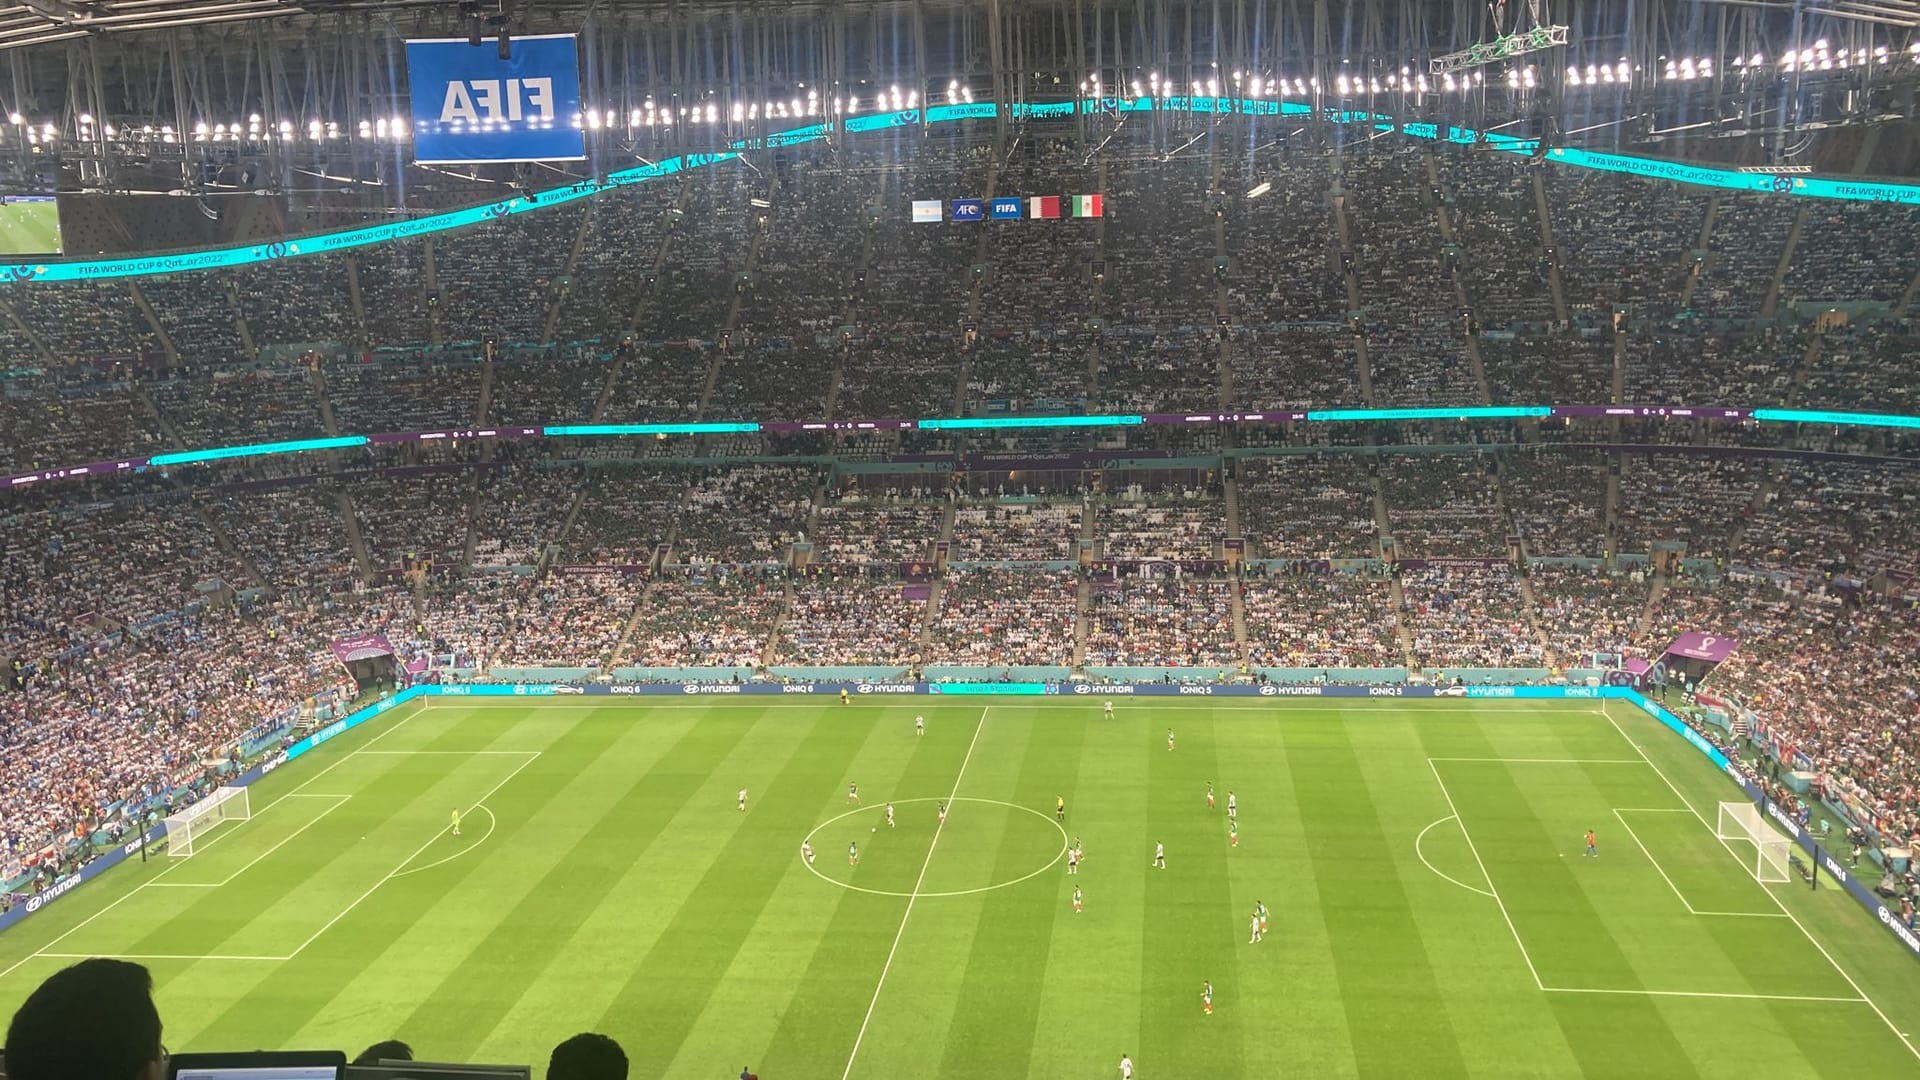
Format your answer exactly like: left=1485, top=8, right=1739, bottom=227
left=406, top=34, right=585, bottom=164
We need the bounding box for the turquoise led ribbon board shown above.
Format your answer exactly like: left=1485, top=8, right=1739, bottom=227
left=4, top=98, right=1917, bottom=284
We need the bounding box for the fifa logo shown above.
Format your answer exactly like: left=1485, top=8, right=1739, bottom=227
left=438, top=78, right=557, bottom=124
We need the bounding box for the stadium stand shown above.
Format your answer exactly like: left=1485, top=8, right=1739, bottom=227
left=5, top=132, right=1920, bottom=925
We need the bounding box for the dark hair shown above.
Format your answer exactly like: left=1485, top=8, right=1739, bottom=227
left=5, top=958, right=162, bottom=1080
left=547, top=1033, right=627, bottom=1080
left=352, top=1040, right=414, bottom=1065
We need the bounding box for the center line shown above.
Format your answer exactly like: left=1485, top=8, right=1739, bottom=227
left=839, top=706, right=990, bottom=1080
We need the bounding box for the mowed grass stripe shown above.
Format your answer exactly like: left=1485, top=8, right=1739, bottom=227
left=926, top=705, right=1083, bottom=1078
left=1025, top=702, right=1150, bottom=1079
left=1425, top=715, right=1705, bottom=1079
left=1226, top=709, right=1359, bottom=1078
left=479, top=703, right=955, bottom=1071
left=1600, top=705, right=1920, bottom=1074
left=112, top=753, right=503, bottom=961
left=110, top=704, right=541, bottom=972
left=650, top=705, right=990, bottom=1077
left=1357, top=711, right=1581, bottom=1077
left=595, top=706, right=881, bottom=1079
left=0, top=704, right=492, bottom=1036
left=388, top=704, right=769, bottom=1062
left=755, top=707, right=984, bottom=1074
left=832, top=706, right=1034, bottom=1074
left=286, top=704, right=718, bottom=1059
left=1139, top=708, right=1244, bottom=1075
left=181, top=704, right=630, bottom=1053
left=1283, top=711, right=1468, bottom=1078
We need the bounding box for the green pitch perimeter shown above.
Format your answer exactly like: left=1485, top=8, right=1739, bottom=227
left=1, top=699, right=1917, bottom=1078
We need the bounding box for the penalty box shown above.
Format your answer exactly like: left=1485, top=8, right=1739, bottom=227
left=1432, top=757, right=1860, bottom=1002
left=45, top=747, right=531, bottom=964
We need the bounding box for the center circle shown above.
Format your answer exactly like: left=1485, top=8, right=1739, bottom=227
left=801, top=796, right=1069, bottom=898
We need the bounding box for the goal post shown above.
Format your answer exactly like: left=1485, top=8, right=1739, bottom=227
left=1716, top=801, right=1790, bottom=883
left=165, top=785, right=252, bottom=858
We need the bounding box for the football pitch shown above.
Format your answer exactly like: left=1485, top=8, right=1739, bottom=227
left=2, top=698, right=1917, bottom=1078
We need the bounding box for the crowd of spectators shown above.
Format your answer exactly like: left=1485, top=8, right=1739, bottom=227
left=565, top=470, right=686, bottom=564
left=1614, top=453, right=1767, bottom=560
left=1242, top=573, right=1400, bottom=669
left=1236, top=455, right=1379, bottom=560
left=357, top=238, right=435, bottom=347
left=146, top=364, right=327, bottom=449
left=1501, top=449, right=1609, bottom=559
left=777, top=575, right=925, bottom=666
left=1100, top=497, right=1223, bottom=561
left=433, top=204, right=587, bottom=344
left=1399, top=565, right=1546, bottom=669
left=622, top=570, right=784, bottom=668
left=1379, top=456, right=1510, bottom=558
left=951, top=500, right=1082, bottom=561
left=1545, top=168, right=1707, bottom=321
left=810, top=494, right=940, bottom=565
left=677, top=465, right=817, bottom=565
left=930, top=568, right=1078, bottom=666
left=551, top=183, right=676, bottom=343
left=230, top=256, right=357, bottom=349
left=1689, top=196, right=1800, bottom=319
left=0, top=369, right=164, bottom=474
left=488, top=344, right=616, bottom=428
left=1527, top=563, right=1650, bottom=666
left=7, top=128, right=1920, bottom=902
left=469, top=461, right=578, bottom=570
left=325, top=351, right=485, bottom=434
left=1649, top=573, right=1920, bottom=851
left=1084, top=576, right=1237, bottom=669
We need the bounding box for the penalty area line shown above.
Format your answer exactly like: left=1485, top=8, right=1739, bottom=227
left=1542, top=986, right=1867, bottom=1004
left=1414, top=815, right=1495, bottom=898
left=1598, top=705, right=1920, bottom=1062
left=1427, top=759, right=1545, bottom=990
left=282, top=751, right=540, bottom=962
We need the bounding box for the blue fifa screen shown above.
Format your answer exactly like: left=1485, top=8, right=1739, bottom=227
left=406, top=34, right=586, bottom=164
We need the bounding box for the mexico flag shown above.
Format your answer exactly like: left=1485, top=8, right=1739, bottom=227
left=1070, top=193, right=1103, bottom=218
left=1029, top=195, right=1062, bottom=219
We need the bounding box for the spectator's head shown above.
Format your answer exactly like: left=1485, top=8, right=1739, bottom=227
left=547, top=1032, right=627, bottom=1080
left=4, top=958, right=163, bottom=1080
left=352, top=1039, right=413, bottom=1065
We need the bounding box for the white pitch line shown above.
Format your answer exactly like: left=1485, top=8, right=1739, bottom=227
left=1414, top=815, right=1496, bottom=898
left=35, top=952, right=287, bottom=963
left=281, top=750, right=540, bottom=961
left=390, top=805, right=498, bottom=880
left=1542, top=985, right=1867, bottom=1004
left=1598, top=705, right=1920, bottom=1061
left=839, top=707, right=990, bottom=1080
left=1611, top=809, right=1784, bottom=920
left=0, top=708, right=489, bottom=985
left=150, top=795, right=353, bottom=890
left=1430, top=757, right=1647, bottom=765
left=352, top=749, right=539, bottom=755
left=1426, top=759, right=1545, bottom=990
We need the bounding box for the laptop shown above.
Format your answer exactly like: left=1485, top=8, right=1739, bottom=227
left=168, top=1050, right=347, bottom=1080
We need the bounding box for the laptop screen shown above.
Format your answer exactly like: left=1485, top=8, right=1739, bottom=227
left=170, top=1056, right=343, bottom=1080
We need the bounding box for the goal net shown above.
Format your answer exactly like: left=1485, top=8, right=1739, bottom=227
left=1716, top=801, right=1790, bottom=884
left=165, top=786, right=251, bottom=858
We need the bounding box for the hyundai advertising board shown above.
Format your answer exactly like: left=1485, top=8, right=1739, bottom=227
left=406, top=34, right=586, bottom=164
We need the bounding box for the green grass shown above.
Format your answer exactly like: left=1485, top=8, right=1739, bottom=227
left=1, top=698, right=1917, bottom=1078
left=0, top=199, right=61, bottom=255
